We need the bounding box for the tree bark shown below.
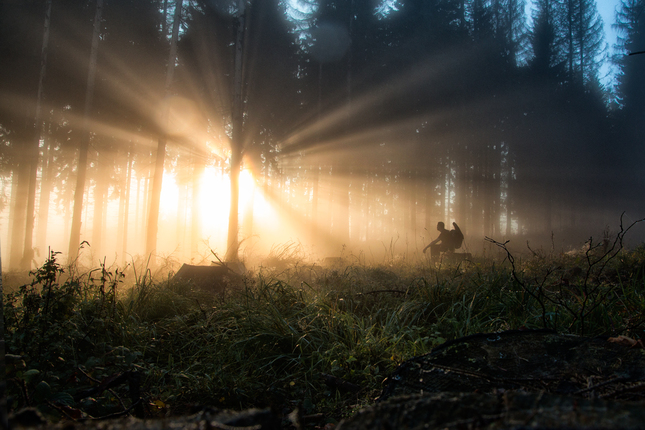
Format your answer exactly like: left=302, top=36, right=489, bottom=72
left=91, top=149, right=108, bottom=258
left=308, top=165, right=317, bottom=245
left=146, top=135, right=166, bottom=260
left=332, top=168, right=350, bottom=249
left=409, top=170, right=418, bottom=253
left=36, top=128, right=54, bottom=253
left=191, top=157, right=203, bottom=259
left=135, top=176, right=143, bottom=254
left=241, top=182, right=255, bottom=243
left=0, top=236, right=7, bottom=430
left=121, top=145, right=133, bottom=264
left=146, top=0, right=182, bottom=262
left=116, top=144, right=130, bottom=263
left=9, top=165, right=27, bottom=268
left=68, top=0, right=103, bottom=263
left=22, top=0, right=52, bottom=270
left=225, top=0, right=247, bottom=262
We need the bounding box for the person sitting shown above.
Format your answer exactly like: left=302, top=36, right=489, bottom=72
left=423, top=221, right=463, bottom=259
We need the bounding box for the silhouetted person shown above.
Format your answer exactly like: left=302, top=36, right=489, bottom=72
left=423, top=222, right=463, bottom=259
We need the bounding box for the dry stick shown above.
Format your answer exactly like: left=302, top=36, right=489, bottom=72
left=44, top=400, right=82, bottom=421
left=573, top=376, right=627, bottom=396
left=427, top=363, right=552, bottom=390
left=488, top=214, right=645, bottom=334
left=575, top=214, right=645, bottom=335
left=211, top=249, right=241, bottom=276
left=600, top=381, right=645, bottom=399
left=75, top=367, right=132, bottom=413
left=485, top=237, right=549, bottom=329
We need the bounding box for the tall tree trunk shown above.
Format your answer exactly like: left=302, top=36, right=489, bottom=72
left=36, top=129, right=54, bottom=254
left=116, top=145, right=129, bottom=262
left=146, top=0, right=182, bottom=263
left=241, top=184, right=254, bottom=243
left=578, top=0, right=585, bottom=83
left=162, top=0, right=168, bottom=36
left=142, top=162, right=151, bottom=255
left=63, top=179, right=73, bottom=246
left=326, top=167, right=334, bottom=239
left=403, top=171, right=411, bottom=256
left=443, top=154, right=450, bottom=223
left=409, top=170, right=418, bottom=253
left=121, top=145, right=133, bottom=264
left=0, top=239, right=7, bottom=430
left=135, top=176, right=143, bottom=255
left=333, top=168, right=350, bottom=249
left=176, top=181, right=187, bottom=259
left=455, top=143, right=468, bottom=235
left=146, top=133, right=166, bottom=260
left=9, top=166, right=27, bottom=268
left=225, top=0, right=246, bottom=262
left=310, top=63, right=322, bottom=248
left=191, top=158, right=203, bottom=259
left=310, top=164, right=319, bottom=246
left=351, top=171, right=363, bottom=243
left=68, top=0, right=103, bottom=263
left=567, top=0, right=574, bottom=79
left=92, top=149, right=108, bottom=258
left=483, top=145, right=492, bottom=237
left=22, top=0, right=52, bottom=270
left=385, top=167, right=394, bottom=240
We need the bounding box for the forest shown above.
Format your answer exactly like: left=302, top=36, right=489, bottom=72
left=1, top=0, right=645, bottom=271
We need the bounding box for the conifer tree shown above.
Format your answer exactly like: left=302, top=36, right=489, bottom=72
left=612, top=0, right=645, bottom=189
left=562, top=0, right=606, bottom=86
left=530, top=0, right=566, bottom=78
left=614, top=0, right=645, bottom=113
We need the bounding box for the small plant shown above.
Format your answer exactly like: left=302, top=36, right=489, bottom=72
left=4, top=250, right=137, bottom=420
left=4, top=233, right=645, bottom=424
left=485, top=214, right=645, bottom=336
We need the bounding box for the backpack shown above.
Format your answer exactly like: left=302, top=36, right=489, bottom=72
left=450, top=225, right=464, bottom=249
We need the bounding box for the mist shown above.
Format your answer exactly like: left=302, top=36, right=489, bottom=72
left=1, top=0, right=644, bottom=272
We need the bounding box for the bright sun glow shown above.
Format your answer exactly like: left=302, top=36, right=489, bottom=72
left=161, top=168, right=272, bottom=217
left=158, top=166, right=277, bottom=254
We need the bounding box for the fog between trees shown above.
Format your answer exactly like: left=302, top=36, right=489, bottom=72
left=1, top=0, right=644, bottom=271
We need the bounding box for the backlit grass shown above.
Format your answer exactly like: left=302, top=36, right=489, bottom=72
left=4, top=243, right=645, bottom=423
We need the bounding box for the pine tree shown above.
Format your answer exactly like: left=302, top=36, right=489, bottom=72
left=530, top=0, right=566, bottom=79
left=491, top=0, right=528, bottom=67
left=613, top=0, right=645, bottom=112
left=68, top=0, right=104, bottom=263
left=612, top=0, right=645, bottom=189
left=146, top=0, right=183, bottom=263
left=562, top=0, right=606, bottom=86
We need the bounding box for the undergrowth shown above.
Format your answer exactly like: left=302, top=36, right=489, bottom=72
left=3, top=238, right=645, bottom=425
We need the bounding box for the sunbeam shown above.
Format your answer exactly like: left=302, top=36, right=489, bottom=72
left=1, top=0, right=642, bottom=271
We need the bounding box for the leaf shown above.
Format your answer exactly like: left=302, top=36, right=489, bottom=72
left=151, top=399, right=166, bottom=409
left=22, top=369, right=40, bottom=383
left=608, top=336, right=645, bottom=349
left=51, top=392, right=75, bottom=406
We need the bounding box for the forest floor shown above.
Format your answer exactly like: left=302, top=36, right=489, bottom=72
left=4, top=238, right=645, bottom=429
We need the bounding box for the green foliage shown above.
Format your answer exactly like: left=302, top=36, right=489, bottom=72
left=4, top=242, right=645, bottom=423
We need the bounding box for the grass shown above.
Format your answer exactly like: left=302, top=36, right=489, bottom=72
left=3, top=241, right=645, bottom=425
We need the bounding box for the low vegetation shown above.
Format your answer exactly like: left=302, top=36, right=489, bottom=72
left=4, top=236, right=645, bottom=426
